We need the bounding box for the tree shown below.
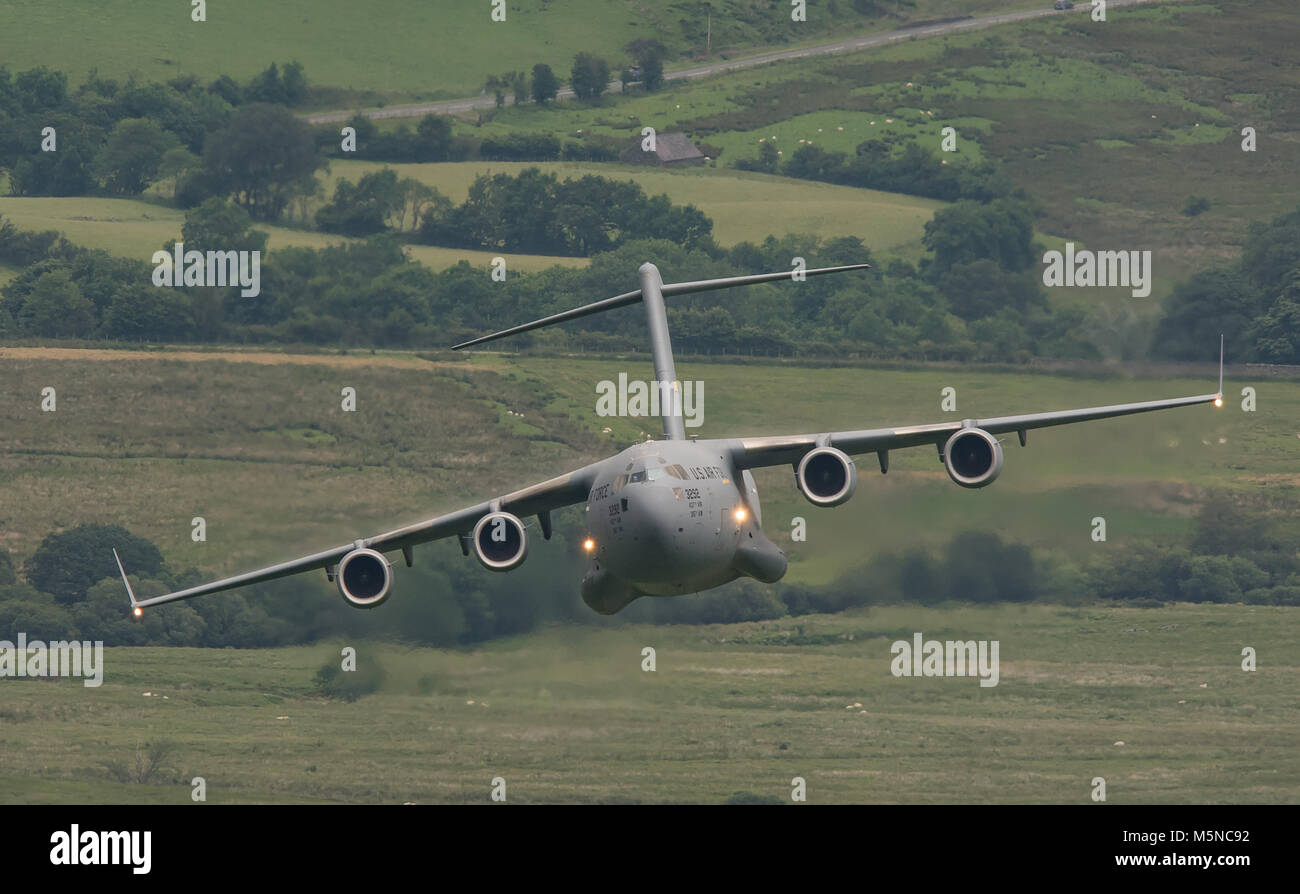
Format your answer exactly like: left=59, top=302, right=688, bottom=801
left=1251, top=277, right=1300, bottom=363
left=201, top=103, right=326, bottom=220
left=570, top=53, right=610, bottom=100
left=1241, top=206, right=1300, bottom=297
left=26, top=524, right=165, bottom=604
left=93, top=117, right=178, bottom=195
left=937, top=259, right=1046, bottom=321
left=207, top=74, right=243, bottom=106
left=16, top=268, right=94, bottom=337
left=641, top=54, right=665, bottom=91
left=1149, top=268, right=1262, bottom=362
left=531, top=64, right=560, bottom=105
left=245, top=62, right=287, bottom=105
left=316, top=168, right=404, bottom=236
left=103, top=281, right=194, bottom=340
left=179, top=197, right=269, bottom=254
left=157, top=146, right=202, bottom=199
left=922, top=198, right=1038, bottom=278
left=625, top=39, right=668, bottom=91
left=281, top=61, right=309, bottom=106
left=485, top=74, right=507, bottom=108
left=8, top=116, right=100, bottom=196
left=507, top=71, right=529, bottom=105
left=15, top=66, right=67, bottom=112
left=413, top=114, right=453, bottom=161
left=394, top=178, right=442, bottom=231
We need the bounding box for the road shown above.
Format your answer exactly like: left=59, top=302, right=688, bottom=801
left=304, top=1, right=1170, bottom=125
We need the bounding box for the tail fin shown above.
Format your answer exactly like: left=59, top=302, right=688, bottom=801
left=113, top=548, right=143, bottom=617
left=450, top=263, right=869, bottom=350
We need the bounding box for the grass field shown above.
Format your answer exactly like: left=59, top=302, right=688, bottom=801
left=1, top=602, right=1296, bottom=804
left=0, top=162, right=945, bottom=270
left=0, top=196, right=586, bottom=273
left=0, top=0, right=1048, bottom=103
left=322, top=160, right=945, bottom=253
left=1, top=347, right=1293, bottom=586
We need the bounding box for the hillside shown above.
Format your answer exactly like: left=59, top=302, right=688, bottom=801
left=0, top=0, right=1047, bottom=102
left=1, top=347, right=1288, bottom=587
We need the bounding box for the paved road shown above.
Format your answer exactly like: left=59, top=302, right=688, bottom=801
left=305, top=0, right=1169, bottom=125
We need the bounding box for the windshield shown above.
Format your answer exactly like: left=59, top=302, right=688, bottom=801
left=624, top=458, right=670, bottom=485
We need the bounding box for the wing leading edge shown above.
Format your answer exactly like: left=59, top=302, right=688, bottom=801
left=120, top=463, right=602, bottom=610
left=728, top=391, right=1222, bottom=471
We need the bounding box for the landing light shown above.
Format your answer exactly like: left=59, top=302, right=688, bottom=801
left=583, top=538, right=596, bottom=552
left=133, top=606, right=143, bottom=618
left=733, top=507, right=747, bottom=523
left=1214, top=396, right=1223, bottom=408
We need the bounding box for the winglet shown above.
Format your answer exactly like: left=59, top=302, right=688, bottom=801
left=1217, top=334, right=1224, bottom=401
left=113, top=548, right=143, bottom=616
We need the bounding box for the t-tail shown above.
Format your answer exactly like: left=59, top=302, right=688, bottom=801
left=452, top=261, right=871, bottom=439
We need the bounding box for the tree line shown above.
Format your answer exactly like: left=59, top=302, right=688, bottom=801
left=1, top=190, right=1096, bottom=362
left=1, top=494, right=1292, bottom=649
left=734, top=133, right=1019, bottom=203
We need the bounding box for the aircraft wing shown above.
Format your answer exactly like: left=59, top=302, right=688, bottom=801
left=726, top=391, right=1222, bottom=471
left=116, top=462, right=603, bottom=610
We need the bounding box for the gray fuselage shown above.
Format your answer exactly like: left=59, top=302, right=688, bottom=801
left=579, top=439, right=787, bottom=614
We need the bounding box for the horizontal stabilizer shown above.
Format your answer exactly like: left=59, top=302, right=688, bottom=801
left=451, top=263, right=869, bottom=350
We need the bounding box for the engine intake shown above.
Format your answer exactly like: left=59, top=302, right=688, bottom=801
left=472, top=511, right=528, bottom=571
left=943, top=428, right=1003, bottom=488
left=336, top=547, right=392, bottom=608
left=796, top=446, right=857, bottom=507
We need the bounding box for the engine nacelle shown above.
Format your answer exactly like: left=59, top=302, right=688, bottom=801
left=796, top=446, right=857, bottom=507
left=336, top=547, right=392, bottom=609
left=472, top=511, right=528, bottom=571
left=943, top=427, right=1004, bottom=488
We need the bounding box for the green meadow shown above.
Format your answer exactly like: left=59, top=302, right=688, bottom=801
left=321, top=160, right=945, bottom=253
left=1, top=603, right=1296, bottom=804
left=0, top=196, right=586, bottom=273
left=0, top=0, right=1047, bottom=102
left=1, top=348, right=1292, bottom=585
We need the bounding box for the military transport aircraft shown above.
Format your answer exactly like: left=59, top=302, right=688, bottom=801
left=115, top=262, right=1224, bottom=616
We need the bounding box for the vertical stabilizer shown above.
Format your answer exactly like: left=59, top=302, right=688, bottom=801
left=638, top=263, right=685, bottom=440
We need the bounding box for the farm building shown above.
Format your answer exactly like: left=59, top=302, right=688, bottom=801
left=619, top=132, right=706, bottom=166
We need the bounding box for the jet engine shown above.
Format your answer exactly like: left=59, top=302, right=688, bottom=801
left=336, top=547, right=393, bottom=608
left=943, top=427, right=1003, bottom=488
left=795, top=446, right=857, bottom=507
left=472, top=511, right=528, bottom=571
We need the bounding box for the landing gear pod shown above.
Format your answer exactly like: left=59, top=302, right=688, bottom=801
left=943, top=428, right=1004, bottom=488
left=336, top=547, right=393, bottom=608
left=472, top=511, right=528, bottom=571
left=796, top=446, right=857, bottom=507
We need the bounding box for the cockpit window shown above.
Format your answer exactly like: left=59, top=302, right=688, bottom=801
left=629, top=470, right=647, bottom=483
